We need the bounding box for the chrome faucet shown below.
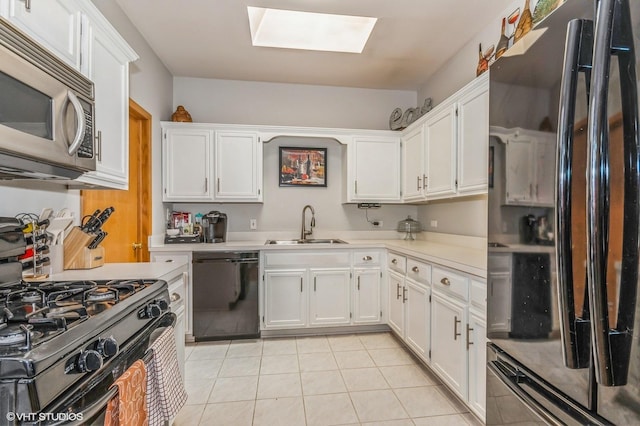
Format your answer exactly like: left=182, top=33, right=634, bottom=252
left=300, top=205, right=316, bottom=240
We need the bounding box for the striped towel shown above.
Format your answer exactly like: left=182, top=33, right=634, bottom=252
left=104, top=360, right=148, bottom=426
left=145, top=326, right=187, bottom=425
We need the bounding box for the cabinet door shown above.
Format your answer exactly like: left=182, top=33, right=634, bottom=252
left=1, top=0, right=82, bottom=69
left=431, top=293, right=467, bottom=400
left=468, top=310, right=487, bottom=422
left=505, top=137, right=535, bottom=204
left=173, top=302, right=186, bottom=379
left=264, top=270, right=307, bottom=328
left=353, top=268, right=381, bottom=324
left=215, top=131, right=262, bottom=201
left=487, top=272, right=511, bottom=333
left=350, top=136, right=401, bottom=202
left=388, top=270, right=405, bottom=336
left=425, top=103, right=457, bottom=199
left=405, top=279, right=430, bottom=362
left=309, top=269, right=351, bottom=326
left=533, top=136, right=556, bottom=206
left=457, top=81, right=489, bottom=195
left=162, top=128, right=214, bottom=201
left=402, top=125, right=425, bottom=201
left=75, top=18, right=134, bottom=189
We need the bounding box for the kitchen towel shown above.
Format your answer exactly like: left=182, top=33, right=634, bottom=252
left=145, top=326, right=187, bottom=425
left=104, top=359, right=148, bottom=426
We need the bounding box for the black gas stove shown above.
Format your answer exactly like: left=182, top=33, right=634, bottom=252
left=0, top=217, right=172, bottom=424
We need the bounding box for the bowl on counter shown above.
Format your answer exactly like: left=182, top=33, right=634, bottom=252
left=166, top=229, right=180, bottom=236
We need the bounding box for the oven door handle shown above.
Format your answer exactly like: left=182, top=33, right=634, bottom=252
left=66, top=90, right=87, bottom=156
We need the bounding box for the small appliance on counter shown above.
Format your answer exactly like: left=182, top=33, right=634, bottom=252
left=397, top=216, right=422, bottom=240
left=202, top=211, right=228, bottom=243
left=520, top=214, right=554, bottom=245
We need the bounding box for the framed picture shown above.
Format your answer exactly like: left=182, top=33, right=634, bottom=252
left=279, top=147, right=327, bottom=187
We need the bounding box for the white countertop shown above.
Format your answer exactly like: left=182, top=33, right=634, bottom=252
left=149, top=236, right=487, bottom=278
left=488, top=243, right=555, bottom=254
left=42, top=261, right=187, bottom=281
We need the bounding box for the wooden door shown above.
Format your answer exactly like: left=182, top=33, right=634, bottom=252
left=81, top=99, right=151, bottom=263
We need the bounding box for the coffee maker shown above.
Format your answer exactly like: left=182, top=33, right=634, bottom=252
left=202, top=211, right=227, bottom=243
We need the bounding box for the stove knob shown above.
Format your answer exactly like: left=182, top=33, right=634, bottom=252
left=156, top=299, right=169, bottom=311
left=78, top=350, right=103, bottom=373
left=97, top=337, right=119, bottom=358
left=145, top=303, right=162, bottom=318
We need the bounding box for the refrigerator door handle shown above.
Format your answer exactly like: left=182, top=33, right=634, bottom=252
left=588, top=0, right=640, bottom=387
left=556, top=18, right=594, bottom=370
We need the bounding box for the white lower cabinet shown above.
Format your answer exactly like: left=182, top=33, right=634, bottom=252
left=264, top=270, right=307, bottom=328
left=353, top=268, right=382, bottom=323
left=309, top=269, right=351, bottom=325
left=387, top=270, right=405, bottom=335
left=468, top=308, right=487, bottom=421
left=405, top=279, right=430, bottom=362
left=431, top=292, right=468, bottom=399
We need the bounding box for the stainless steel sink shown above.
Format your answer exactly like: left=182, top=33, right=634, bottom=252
left=265, top=239, right=348, bottom=245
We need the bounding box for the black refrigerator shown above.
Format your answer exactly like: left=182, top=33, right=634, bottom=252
left=486, top=0, right=640, bottom=424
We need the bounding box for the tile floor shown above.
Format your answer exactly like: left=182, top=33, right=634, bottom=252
left=174, top=332, right=482, bottom=426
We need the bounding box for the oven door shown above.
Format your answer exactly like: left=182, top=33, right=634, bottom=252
left=39, top=312, right=176, bottom=426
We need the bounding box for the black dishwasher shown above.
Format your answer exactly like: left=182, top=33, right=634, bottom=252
left=192, top=251, right=260, bottom=341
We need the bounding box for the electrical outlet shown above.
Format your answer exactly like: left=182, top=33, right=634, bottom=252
left=372, top=220, right=383, bottom=228
left=250, top=219, right=257, bottom=230
left=430, top=220, right=438, bottom=228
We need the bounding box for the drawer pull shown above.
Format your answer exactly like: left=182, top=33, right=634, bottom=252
left=170, top=292, right=181, bottom=302
left=454, top=316, right=461, bottom=340
left=165, top=259, right=174, bottom=263
left=391, top=258, right=398, bottom=265
left=440, top=277, right=451, bottom=286
left=357, top=276, right=361, bottom=290
left=411, top=266, right=419, bottom=273
left=362, top=255, right=373, bottom=261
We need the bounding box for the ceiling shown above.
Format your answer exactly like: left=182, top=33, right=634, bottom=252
left=115, top=0, right=514, bottom=91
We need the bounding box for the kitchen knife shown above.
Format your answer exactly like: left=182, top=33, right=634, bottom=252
left=81, top=209, right=101, bottom=233
left=86, top=207, right=114, bottom=234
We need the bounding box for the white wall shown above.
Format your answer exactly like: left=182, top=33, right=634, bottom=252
left=172, top=136, right=417, bottom=236
left=173, top=77, right=417, bottom=130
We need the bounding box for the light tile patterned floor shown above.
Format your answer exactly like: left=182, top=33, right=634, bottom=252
left=174, top=332, right=482, bottom=426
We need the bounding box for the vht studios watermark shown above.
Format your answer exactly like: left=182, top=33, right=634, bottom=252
left=6, top=412, right=84, bottom=423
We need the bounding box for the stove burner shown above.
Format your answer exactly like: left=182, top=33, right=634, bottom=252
left=84, top=288, right=118, bottom=303
left=22, top=291, right=41, bottom=303
left=0, top=325, right=42, bottom=346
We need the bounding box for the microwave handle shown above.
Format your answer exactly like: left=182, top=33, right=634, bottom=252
left=66, top=90, right=86, bottom=156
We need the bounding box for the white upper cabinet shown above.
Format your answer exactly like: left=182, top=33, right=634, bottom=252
left=0, top=0, right=83, bottom=69
left=502, top=128, right=555, bottom=206
left=163, top=127, right=214, bottom=202
left=215, top=131, right=262, bottom=202
left=401, top=73, right=489, bottom=203
left=424, top=100, right=457, bottom=198
left=402, top=125, right=426, bottom=201
left=346, top=135, right=401, bottom=203
left=75, top=5, right=137, bottom=189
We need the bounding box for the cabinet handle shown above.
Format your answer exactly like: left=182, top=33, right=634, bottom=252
left=440, top=277, right=451, bottom=286
left=301, top=277, right=303, bottom=293
left=204, top=178, right=208, bottom=192
left=357, top=276, right=361, bottom=290
left=217, top=178, right=221, bottom=192
left=314, top=277, right=317, bottom=291
left=466, top=324, right=474, bottom=350
left=396, top=283, right=401, bottom=299
left=363, top=255, right=373, bottom=261
left=391, top=258, right=398, bottom=265
left=412, top=266, right=419, bottom=273
left=170, top=292, right=181, bottom=302
left=529, top=183, right=533, bottom=198
left=454, top=316, right=462, bottom=340
left=402, top=286, right=407, bottom=303
left=165, top=259, right=174, bottom=263
left=355, top=180, right=358, bottom=194
left=417, top=175, right=422, bottom=190
left=23, top=0, right=31, bottom=11
left=536, top=184, right=539, bottom=198
left=423, top=174, right=428, bottom=188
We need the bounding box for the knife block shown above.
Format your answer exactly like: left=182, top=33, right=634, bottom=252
left=63, top=227, right=105, bottom=270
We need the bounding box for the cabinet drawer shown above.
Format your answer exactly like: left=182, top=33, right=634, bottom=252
left=264, top=251, right=351, bottom=267
left=168, top=272, right=186, bottom=310
left=406, top=258, right=431, bottom=285
left=488, top=253, right=511, bottom=273
left=387, top=253, right=406, bottom=273
left=432, top=266, right=469, bottom=301
left=353, top=250, right=381, bottom=266
left=470, top=278, right=486, bottom=311
left=152, top=253, right=190, bottom=266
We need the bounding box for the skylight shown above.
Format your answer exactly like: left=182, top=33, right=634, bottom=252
left=247, top=7, right=377, bottom=53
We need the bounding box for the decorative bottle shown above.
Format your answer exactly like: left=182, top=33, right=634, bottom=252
left=495, top=18, right=509, bottom=60
left=515, top=0, right=533, bottom=43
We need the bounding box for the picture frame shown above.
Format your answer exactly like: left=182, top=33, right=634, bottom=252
left=279, top=147, right=327, bottom=187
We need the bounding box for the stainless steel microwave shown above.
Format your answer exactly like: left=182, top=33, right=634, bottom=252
left=0, top=17, right=95, bottom=180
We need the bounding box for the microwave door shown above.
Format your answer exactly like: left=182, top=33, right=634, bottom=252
left=0, top=44, right=82, bottom=169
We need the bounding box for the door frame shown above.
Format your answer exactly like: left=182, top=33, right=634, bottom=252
left=129, top=98, right=152, bottom=261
